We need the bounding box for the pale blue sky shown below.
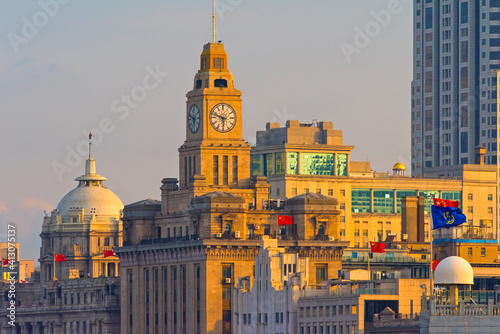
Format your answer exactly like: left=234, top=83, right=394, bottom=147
left=0, top=0, right=413, bottom=262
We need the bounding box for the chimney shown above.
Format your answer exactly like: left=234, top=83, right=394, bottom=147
left=401, top=196, right=426, bottom=243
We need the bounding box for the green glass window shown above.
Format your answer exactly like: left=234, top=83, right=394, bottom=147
left=287, top=152, right=299, bottom=175
left=299, top=153, right=334, bottom=175
left=373, top=189, right=394, bottom=214
left=442, top=191, right=462, bottom=208
left=352, top=189, right=371, bottom=213
left=419, top=190, right=440, bottom=214
left=396, top=190, right=418, bottom=213
left=251, top=154, right=261, bottom=176
left=263, top=154, right=273, bottom=176
left=337, top=154, right=348, bottom=176
left=275, top=152, right=285, bottom=175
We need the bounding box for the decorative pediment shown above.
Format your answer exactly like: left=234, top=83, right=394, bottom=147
left=314, top=215, right=331, bottom=223
left=40, top=254, right=54, bottom=262
left=221, top=213, right=237, bottom=221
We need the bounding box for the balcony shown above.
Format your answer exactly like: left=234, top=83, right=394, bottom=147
left=342, top=255, right=428, bottom=265
left=123, top=235, right=201, bottom=246
left=433, top=302, right=500, bottom=317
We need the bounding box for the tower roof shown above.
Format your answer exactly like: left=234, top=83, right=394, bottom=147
left=392, top=162, right=406, bottom=171
left=55, top=135, right=123, bottom=218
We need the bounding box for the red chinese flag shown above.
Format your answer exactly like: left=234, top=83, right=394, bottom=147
left=433, top=198, right=459, bottom=208
left=432, top=259, right=440, bottom=271
left=277, top=215, right=293, bottom=226
left=2, top=258, right=8, bottom=266
left=54, top=254, right=66, bottom=262
left=370, top=242, right=386, bottom=253
left=103, top=250, right=114, bottom=258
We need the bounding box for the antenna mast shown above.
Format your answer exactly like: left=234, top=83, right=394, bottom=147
left=212, top=0, right=216, bottom=42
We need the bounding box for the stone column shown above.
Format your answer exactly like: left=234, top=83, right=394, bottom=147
left=370, top=189, right=374, bottom=213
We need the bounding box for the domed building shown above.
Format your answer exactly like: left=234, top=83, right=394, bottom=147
left=392, top=161, right=406, bottom=176
left=40, top=140, right=123, bottom=283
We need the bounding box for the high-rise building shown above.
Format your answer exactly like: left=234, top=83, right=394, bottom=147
left=411, top=0, right=500, bottom=176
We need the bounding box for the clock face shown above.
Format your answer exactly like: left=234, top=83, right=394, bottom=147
left=188, top=104, right=200, bottom=133
left=209, top=103, right=237, bottom=133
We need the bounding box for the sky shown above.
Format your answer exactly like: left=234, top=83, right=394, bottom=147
left=0, top=0, right=413, bottom=263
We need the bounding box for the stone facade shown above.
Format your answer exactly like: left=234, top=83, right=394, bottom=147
left=0, top=277, right=120, bottom=334
left=116, top=42, right=349, bottom=334
left=0, top=148, right=123, bottom=333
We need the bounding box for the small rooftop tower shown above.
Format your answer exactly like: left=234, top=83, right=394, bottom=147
left=392, top=162, right=406, bottom=176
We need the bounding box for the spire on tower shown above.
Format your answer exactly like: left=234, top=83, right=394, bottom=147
left=85, top=132, right=96, bottom=176
left=212, top=0, right=216, bottom=43
left=89, top=132, right=93, bottom=160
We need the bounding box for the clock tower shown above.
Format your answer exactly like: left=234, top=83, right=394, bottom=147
left=179, top=42, right=251, bottom=188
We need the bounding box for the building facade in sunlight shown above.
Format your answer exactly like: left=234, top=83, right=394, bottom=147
left=116, top=42, right=348, bottom=334
left=0, top=149, right=123, bottom=333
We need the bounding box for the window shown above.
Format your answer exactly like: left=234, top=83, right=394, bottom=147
left=488, top=194, right=493, bottom=201
left=222, top=155, right=228, bottom=185
left=351, top=189, right=371, bottom=213
left=275, top=152, right=285, bottom=175
left=481, top=247, right=486, bottom=257
left=318, top=225, right=325, bottom=236
left=460, top=2, right=469, bottom=24
left=315, top=264, right=327, bottom=284
left=213, top=156, right=219, bottom=185
left=214, top=79, right=227, bottom=88
left=328, top=189, right=333, bottom=197
left=468, top=193, right=473, bottom=201
left=468, top=207, right=473, bottom=214
left=299, top=153, right=335, bottom=175
left=425, top=7, right=433, bottom=29
left=213, top=58, right=224, bottom=69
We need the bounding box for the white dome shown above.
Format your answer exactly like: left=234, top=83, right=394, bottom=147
left=57, top=185, right=123, bottom=217
left=434, top=256, right=474, bottom=285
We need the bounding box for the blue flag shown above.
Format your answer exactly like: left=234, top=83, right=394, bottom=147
left=431, top=205, right=467, bottom=230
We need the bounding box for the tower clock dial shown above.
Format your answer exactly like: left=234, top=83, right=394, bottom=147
left=209, top=103, right=237, bottom=133
left=188, top=104, right=200, bottom=133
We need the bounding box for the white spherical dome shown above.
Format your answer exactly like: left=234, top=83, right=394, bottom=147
left=434, top=256, right=474, bottom=285
left=57, top=185, right=123, bottom=217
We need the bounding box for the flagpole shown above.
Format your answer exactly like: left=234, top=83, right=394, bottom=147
left=430, top=206, right=434, bottom=296
left=53, top=254, right=56, bottom=281
left=367, top=252, right=370, bottom=279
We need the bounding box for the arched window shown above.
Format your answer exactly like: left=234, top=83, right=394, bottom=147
left=224, top=223, right=231, bottom=235
left=318, top=225, right=325, bottom=235
left=214, top=79, right=228, bottom=88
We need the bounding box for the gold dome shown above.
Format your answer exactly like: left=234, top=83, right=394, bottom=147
left=392, top=162, right=406, bottom=170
